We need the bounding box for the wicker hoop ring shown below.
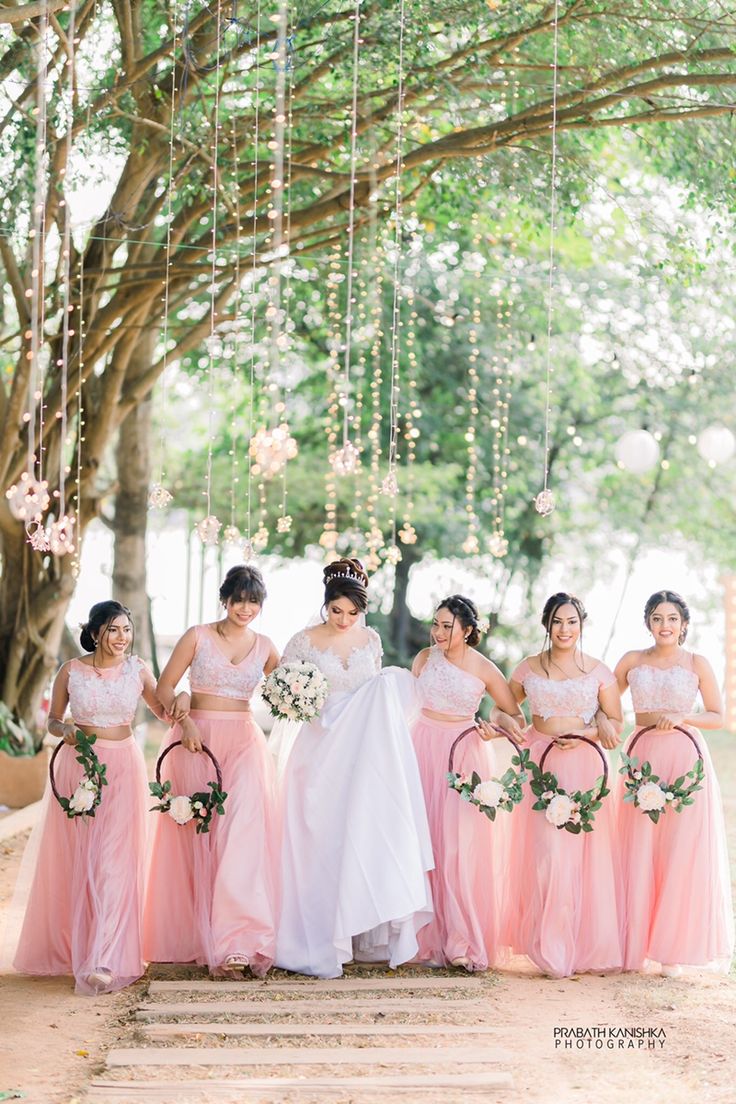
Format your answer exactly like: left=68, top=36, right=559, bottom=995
left=48, top=739, right=80, bottom=804
left=447, top=721, right=523, bottom=776
left=155, top=740, right=223, bottom=790
left=538, top=734, right=609, bottom=802
left=627, top=723, right=703, bottom=763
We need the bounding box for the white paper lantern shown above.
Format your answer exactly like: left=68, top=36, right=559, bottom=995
left=697, top=425, right=735, bottom=467
left=614, top=429, right=659, bottom=474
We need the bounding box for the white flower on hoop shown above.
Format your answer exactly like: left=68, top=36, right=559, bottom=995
left=168, top=795, right=195, bottom=825
left=636, top=780, right=667, bottom=812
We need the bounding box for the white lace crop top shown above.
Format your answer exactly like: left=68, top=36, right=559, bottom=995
left=627, top=662, right=699, bottom=714
left=189, top=626, right=271, bottom=701
left=281, top=627, right=382, bottom=694
left=67, top=656, right=145, bottom=728
left=511, top=658, right=616, bottom=724
left=416, top=646, right=485, bottom=718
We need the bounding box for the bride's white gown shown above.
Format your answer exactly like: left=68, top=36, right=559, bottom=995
left=274, top=627, right=434, bottom=978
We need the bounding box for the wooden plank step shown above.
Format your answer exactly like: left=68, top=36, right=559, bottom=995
left=106, top=1044, right=505, bottom=1068
left=136, top=998, right=485, bottom=1019
left=89, top=1072, right=512, bottom=1100
left=142, top=1022, right=498, bottom=1039
left=149, top=976, right=481, bottom=994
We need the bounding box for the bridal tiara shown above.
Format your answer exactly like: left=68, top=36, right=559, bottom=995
left=326, top=566, right=367, bottom=585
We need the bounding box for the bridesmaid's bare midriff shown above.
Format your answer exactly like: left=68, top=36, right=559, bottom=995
left=191, top=693, right=251, bottom=713
left=74, top=722, right=133, bottom=742
left=633, top=712, right=690, bottom=728
left=531, top=714, right=587, bottom=736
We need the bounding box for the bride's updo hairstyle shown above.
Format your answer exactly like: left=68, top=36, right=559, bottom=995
left=435, top=595, right=482, bottom=647
left=219, top=564, right=267, bottom=608
left=323, top=558, right=369, bottom=614
left=79, top=600, right=133, bottom=653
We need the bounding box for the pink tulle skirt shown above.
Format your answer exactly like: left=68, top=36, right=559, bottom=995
left=504, top=727, right=623, bottom=978
left=616, top=726, right=734, bottom=973
left=142, top=710, right=280, bottom=977
left=410, top=713, right=512, bottom=970
left=13, top=735, right=148, bottom=995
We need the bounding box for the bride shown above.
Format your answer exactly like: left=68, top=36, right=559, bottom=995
left=274, top=558, right=434, bottom=978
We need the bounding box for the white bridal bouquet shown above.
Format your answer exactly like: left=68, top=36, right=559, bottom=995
left=261, top=661, right=329, bottom=723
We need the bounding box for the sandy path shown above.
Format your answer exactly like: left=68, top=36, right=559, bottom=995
left=0, top=729, right=734, bottom=1103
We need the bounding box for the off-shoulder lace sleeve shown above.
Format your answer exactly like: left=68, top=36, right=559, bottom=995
left=510, top=658, right=529, bottom=685
left=367, top=627, right=383, bottom=669
left=281, top=631, right=309, bottom=664
left=596, top=662, right=617, bottom=690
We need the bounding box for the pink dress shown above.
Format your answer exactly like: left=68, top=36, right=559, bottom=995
left=13, top=657, right=149, bottom=994
left=143, top=628, right=279, bottom=977
left=506, top=659, right=623, bottom=978
left=618, top=661, right=734, bottom=972
left=411, top=647, right=510, bottom=970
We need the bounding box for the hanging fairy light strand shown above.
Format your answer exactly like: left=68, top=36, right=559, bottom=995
left=243, top=0, right=263, bottom=560
left=196, top=0, right=224, bottom=548
left=148, top=0, right=180, bottom=512
left=462, top=294, right=482, bottom=556
left=223, top=114, right=244, bottom=547
left=49, top=0, right=79, bottom=558
left=534, top=0, right=561, bottom=519
left=7, top=3, right=52, bottom=538
left=381, top=0, right=408, bottom=568
left=330, top=0, right=362, bottom=479
left=276, top=8, right=296, bottom=536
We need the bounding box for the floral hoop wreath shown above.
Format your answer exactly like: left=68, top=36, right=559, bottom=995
left=50, top=731, right=108, bottom=819
left=447, top=721, right=531, bottom=821
left=530, top=735, right=609, bottom=833
left=618, top=723, right=704, bottom=823
left=149, top=741, right=228, bottom=834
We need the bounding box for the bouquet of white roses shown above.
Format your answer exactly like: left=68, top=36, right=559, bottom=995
left=261, top=661, right=329, bottom=723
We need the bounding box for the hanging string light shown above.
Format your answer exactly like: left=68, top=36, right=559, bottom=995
left=70, top=253, right=86, bottom=578
left=8, top=3, right=51, bottom=540
left=380, top=0, right=408, bottom=568
left=196, top=0, right=224, bottom=547
left=148, top=0, right=179, bottom=512
left=223, top=117, right=244, bottom=547
left=320, top=241, right=345, bottom=553
left=534, top=0, right=561, bottom=518
left=276, top=9, right=296, bottom=536
left=398, top=276, right=419, bottom=547
left=462, top=296, right=481, bottom=556
left=330, top=0, right=362, bottom=480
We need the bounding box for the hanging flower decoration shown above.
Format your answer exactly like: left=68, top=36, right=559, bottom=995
left=222, top=525, right=241, bottom=545
left=383, top=544, right=402, bottom=566
left=330, top=441, right=360, bottom=476
left=381, top=471, right=399, bottom=497
left=319, top=529, right=339, bottom=550
left=48, top=515, right=76, bottom=556
left=6, top=473, right=50, bottom=521
left=26, top=520, right=51, bottom=551
left=252, top=524, right=269, bottom=553
left=249, top=423, right=298, bottom=478
left=276, top=515, right=292, bottom=534
left=462, top=533, right=480, bottom=555
left=488, top=533, right=509, bottom=558
left=148, top=483, right=173, bottom=509
left=398, top=523, right=417, bottom=545
left=195, top=515, right=221, bottom=545
left=534, top=489, right=556, bottom=517
left=242, top=539, right=255, bottom=562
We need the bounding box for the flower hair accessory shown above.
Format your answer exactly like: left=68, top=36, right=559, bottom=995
left=49, top=731, right=108, bottom=819
left=529, top=735, right=610, bottom=833
left=150, top=742, right=228, bottom=834
left=618, top=724, right=704, bottom=823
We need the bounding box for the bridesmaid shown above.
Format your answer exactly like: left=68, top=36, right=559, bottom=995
left=614, top=590, right=734, bottom=975
left=410, top=594, right=525, bottom=972
left=501, top=592, right=624, bottom=978
left=14, top=600, right=166, bottom=994
left=143, top=565, right=280, bottom=978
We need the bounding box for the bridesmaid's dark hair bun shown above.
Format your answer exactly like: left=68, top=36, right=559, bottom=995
left=644, top=590, right=690, bottom=643
left=436, top=595, right=481, bottom=647
left=541, top=592, right=587, bottom=634
left=323, top=558, right=369, bottom=612
left=219, top=565, right=267, bottom=607
left=79, top=600, right=133, bottom=653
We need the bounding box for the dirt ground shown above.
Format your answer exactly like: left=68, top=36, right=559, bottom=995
left=1, top=729, right=734, bottom=1104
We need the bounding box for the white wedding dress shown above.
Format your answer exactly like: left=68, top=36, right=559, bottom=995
left=274, top=627, right=434, bottom=978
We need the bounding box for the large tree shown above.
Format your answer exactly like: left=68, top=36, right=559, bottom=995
left=1, top=0, right=736, bottom=718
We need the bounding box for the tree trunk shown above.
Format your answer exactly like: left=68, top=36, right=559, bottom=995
left=387, top=544, right=424, bottom=665
left=111, top=328, right=156, bottom=667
